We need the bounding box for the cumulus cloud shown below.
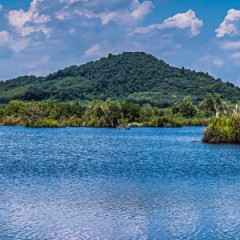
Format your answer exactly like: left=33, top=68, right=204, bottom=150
left=55, top=10, right=71, bottom=21
left=59, top=0, right=88, bottom=5
left=130, top=0, right=153, bottom=19
left=9, top=0, right=152, bottom=58
left=100, top=0, right=152, bottom=25
left=8, top=0, right=51, bottom=36
left=134, top=10, right=203, bottom=37
left=56, top=0, right=153, bottom=26
left=216, top=9, right=240, bottom=38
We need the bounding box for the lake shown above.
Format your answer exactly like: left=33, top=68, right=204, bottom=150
left=1, top=126, right=240, bottom=239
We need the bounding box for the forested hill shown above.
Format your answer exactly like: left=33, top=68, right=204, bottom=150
left=0, top=52, right=240, bottom=107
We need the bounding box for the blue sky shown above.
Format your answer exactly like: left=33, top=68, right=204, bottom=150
left=0, top=0, right=240, bottom=85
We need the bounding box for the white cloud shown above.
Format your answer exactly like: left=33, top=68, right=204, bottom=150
left=161, top=10, right=203, bottom=36
left=100, top=0, right=153, bottom=24
left=9, top=38, right=30, bottom=53
left=55, top=10, right=71, bottom=21
left=84, top=43, right=110, bottom=58
left=221, top=41, right=240, bottom=50
left=8, top=0, right=51, bottom=36
left=0, top=5, right=3, bottom=11
left=134, top=10, right=203, bottom=37
left=59, top=0, right=88, bottom=6
left=56, top=0, right=153, bottom=26
left=101, top=12, right=120, bottom=25
left=130, top=0, right=153, bottom=19
left=0, top=30, right=29, bottom=53
left=216, top=9, right=240, bottom=38
left=73, top=8, right=97, bottom=21
left=230, top=52, right=240, bottom=59
left=199, top=55, right=224, bottom=67
left=0, top=31, right=10, bottom=47
left=84, top=44, right=101, bottom=56
left=213, top=58, right=224, bottom=66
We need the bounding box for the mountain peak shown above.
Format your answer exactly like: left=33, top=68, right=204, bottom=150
left=0, top=52, right=239, bottom=106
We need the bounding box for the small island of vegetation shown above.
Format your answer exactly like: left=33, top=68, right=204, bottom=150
left=203, top=107, right=240, bottom=144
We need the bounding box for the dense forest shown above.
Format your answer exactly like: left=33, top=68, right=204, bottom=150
left=0, top=52, right=240, bottom=107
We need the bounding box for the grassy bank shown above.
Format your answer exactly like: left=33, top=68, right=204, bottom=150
left=203, top=112, right=240, bottom=143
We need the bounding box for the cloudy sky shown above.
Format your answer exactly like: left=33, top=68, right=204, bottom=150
left=0, top=0, right=240, bottom=85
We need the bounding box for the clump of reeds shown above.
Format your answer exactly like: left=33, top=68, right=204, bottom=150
left=203, top=105, right=240, bottom=143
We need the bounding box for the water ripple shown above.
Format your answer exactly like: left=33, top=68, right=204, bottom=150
left=1, top=127, right=240, bottom=239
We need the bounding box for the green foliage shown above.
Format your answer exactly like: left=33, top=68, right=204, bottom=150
left=148, top=117, right=182, bottom=127
left=203, top=109, right=240, bottom=143
left=139, top=104, right=159, bottom=122
left=172, top=97, right=197, bottom=118
left=4, top=100, right=26, bottom=117
left=66, top=115, right=83, bottom=127
left=199, top=93, right=224, bottom=117
left=0, top=99, right=213, bottom=128
left=0, top=52, right=240, bottom=106
left=83, top=99, right=122, bottom=127
left=26, top=119, right=63, bottom=128
left=1, top=116, right=21, bottom=126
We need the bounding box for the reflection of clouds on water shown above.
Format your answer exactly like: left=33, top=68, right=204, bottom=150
left=165, top=202, right=199, bottom=238
left=2, top=179, right=217, bottom=240
left=4, top=181, right=151, bottom=240
left=213, top=186, right=240, bottom=239
left=3, top=179, right=240, bottom=239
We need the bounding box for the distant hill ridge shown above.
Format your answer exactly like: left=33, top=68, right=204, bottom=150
left=0, top=52, right=239, bottom=107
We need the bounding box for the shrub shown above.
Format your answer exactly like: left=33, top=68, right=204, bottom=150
left=26, top=118, right=64, bottom=128
left=1, top=116, right=21, bottom=126
left=203, top=113, right=240, bottom=143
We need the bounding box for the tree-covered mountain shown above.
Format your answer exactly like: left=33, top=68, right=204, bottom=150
left=0, top=52, right=240, bottom=107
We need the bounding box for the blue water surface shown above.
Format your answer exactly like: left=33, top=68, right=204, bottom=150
left=0, top=127, right=240, bottom=240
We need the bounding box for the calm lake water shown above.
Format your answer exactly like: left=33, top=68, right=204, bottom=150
left=0, top=126, right=240, bottom=240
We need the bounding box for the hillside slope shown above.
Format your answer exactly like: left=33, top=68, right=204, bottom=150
left=0, top=52, right=240, bottom=107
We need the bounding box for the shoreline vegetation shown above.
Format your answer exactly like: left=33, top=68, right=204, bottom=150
left=0, top=93, right=231, bottom=128
left=203, top=109, right=240, bottom=144
left=0, top=94, right=239, bottom=144
left=0, top=96, right=217, bottom=129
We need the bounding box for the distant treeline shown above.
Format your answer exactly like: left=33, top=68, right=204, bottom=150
left=0, top=93, right=235, bottom=128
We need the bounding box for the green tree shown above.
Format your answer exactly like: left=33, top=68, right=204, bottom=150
left=200, top=93, right=223, bottom=117
left=83, top=99, right=121, bottom=127
left=4, top=100, right=26, bottom=117
left=172, top=96, right=197, bottom=118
